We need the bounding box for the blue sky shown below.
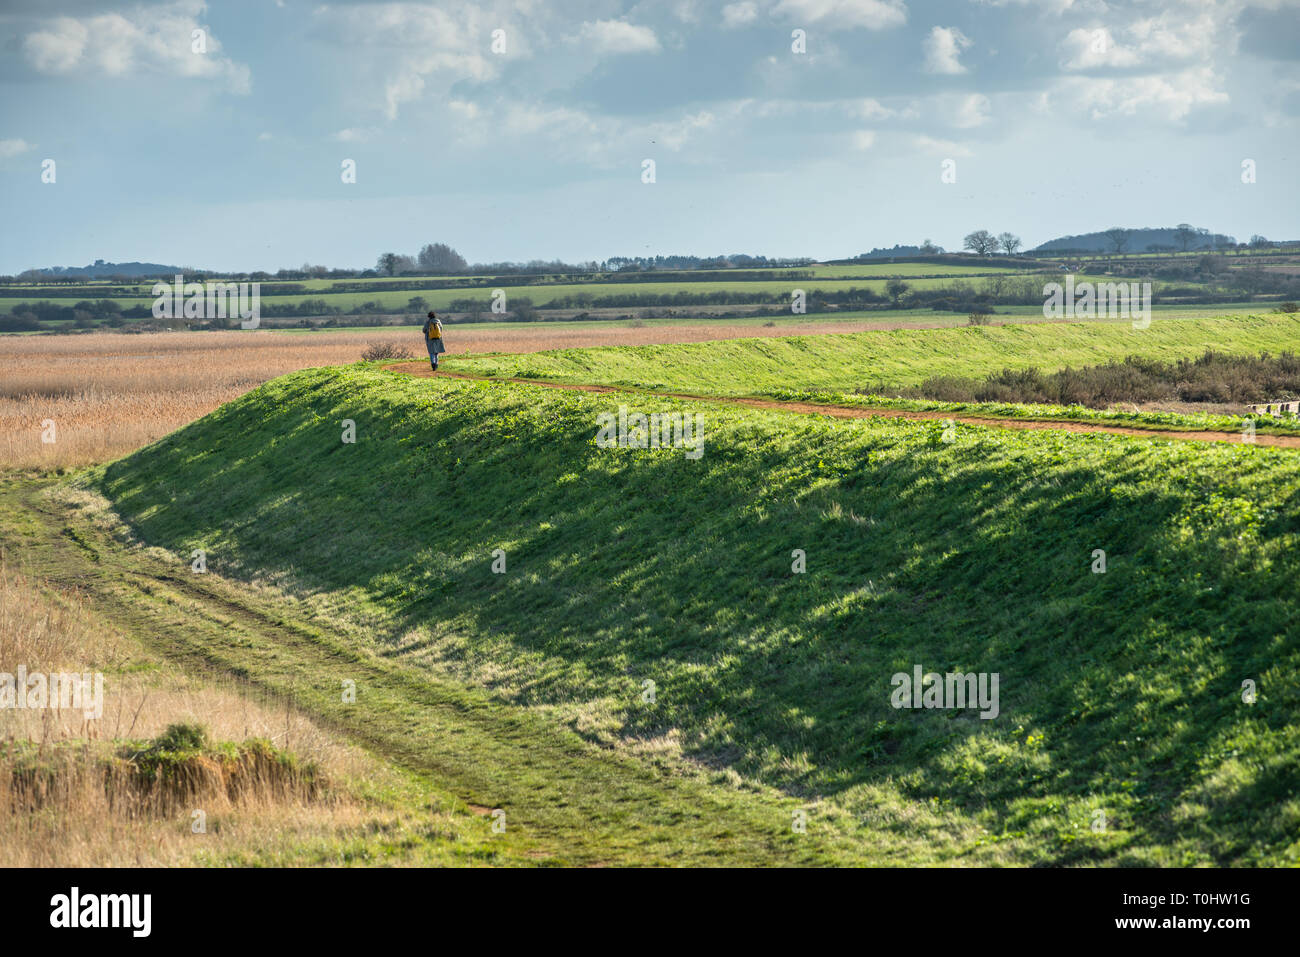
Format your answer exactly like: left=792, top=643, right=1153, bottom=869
left=1, top=0, right=1297, bottom=273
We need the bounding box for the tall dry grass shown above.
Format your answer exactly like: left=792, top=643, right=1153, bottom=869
left=0, top=331, right=420, bottom=468
left=0, top=561, right=402, bottom=866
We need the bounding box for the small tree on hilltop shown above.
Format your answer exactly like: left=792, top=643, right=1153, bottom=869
left=963, top=229, right=997, bottom=256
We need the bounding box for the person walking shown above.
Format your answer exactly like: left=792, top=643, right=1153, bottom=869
left=421, top=310, right=445, bottom=371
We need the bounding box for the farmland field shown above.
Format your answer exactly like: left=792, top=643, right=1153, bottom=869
left=0, top=274, right=1122, bottom=316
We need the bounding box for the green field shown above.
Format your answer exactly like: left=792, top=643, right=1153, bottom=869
left=1, top=274, right=1116, bottom=316
left=62, top=363, right=1300, bottom=865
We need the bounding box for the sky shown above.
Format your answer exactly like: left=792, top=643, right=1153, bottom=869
left=0, top=0, right=1297, bottom=273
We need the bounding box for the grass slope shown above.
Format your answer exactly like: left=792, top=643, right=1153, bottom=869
left=444, top=314, right=1300, bottom=396
left=79, top=365, right=1300, bottom=865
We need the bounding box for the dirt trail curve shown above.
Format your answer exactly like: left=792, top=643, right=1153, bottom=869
left=383, top=363, right=1300, bottom=449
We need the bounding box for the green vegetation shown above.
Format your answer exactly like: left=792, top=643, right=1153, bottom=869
left=896, top=350, right=1300, bottom=408
left=73, top=364, right=1300, bottom=865
left=445, top=314, right=1300, bottom=396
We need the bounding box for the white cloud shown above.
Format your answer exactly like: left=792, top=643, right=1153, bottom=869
left=924, top=26, right=972, bottom=74
left=385, top=51, right=496, bottom=120
left=855, top=97, right=894, bottom=119
left=851, top=129, right=876, bottom=150
left=501, top=104, right=599, bottom=138
left=333, top=128, right=378, bottom=143
left=310, top=4, right=504, bottom=120
left=673, top=1, right=700, bottom=23
left=655, top=111, right=716, bottom=150
left=974, top=0, right=1078, bottom=10
left=952, top=92, right=991, bottom=127
left=772, top=0, right=907, bottom=30
left=1059, top=27, right=1140, bottom=69
left=912, top=134, right=972, bottom=157
left=21, top=3, right=250, bottom=94
left=23, top=19, right=88, bottom=74
left=575, top=20, right=661, bottom=55
left=1061, top=14, right=1225, bottom=71
left=257, top=132, right=273, bottom=141
left=1058, top=67, right=1229, bottom=121
left=0, top=139, right=35, bottom=159
left=722, top=2, right=759, bottom=27
left=448, top=100, right=481, bottom=120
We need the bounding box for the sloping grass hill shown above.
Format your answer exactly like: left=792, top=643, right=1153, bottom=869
left=80, top=364, right=1300, bottom=865
left=446, top=313, right=1300, bottom=396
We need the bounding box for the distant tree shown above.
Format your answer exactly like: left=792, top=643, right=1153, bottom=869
left=1173, top=224, right=1197, bottom=252
left=963, top=229, right=998, bottom=256
left=920, top=239, right=939, bottom=255
left=1103, top=227, right=1130, bottom=254
left=408, top=296, right=428, bottom=311
left=417, top=243, right=468, bottom=273
left=393, top=255, right=418, bottom=274
left=377, top=252, right=400, bottom=276
left=998, top=232, right=1022, bottom=256
left=1250, top=234, right=1272, bottom=251
left=885, top=279, right=910, bottom=304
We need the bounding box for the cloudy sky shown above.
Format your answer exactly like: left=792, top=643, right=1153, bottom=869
left=1, top=0, right=1297, bottom=272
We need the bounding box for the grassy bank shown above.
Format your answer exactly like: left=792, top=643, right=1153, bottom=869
left=73, top=364, right=1300, bottom=865
left=442, top=314, right=1300, bottom=395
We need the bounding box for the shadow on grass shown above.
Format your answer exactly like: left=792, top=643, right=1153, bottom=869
left=96, top=366, right=1300, bottom=863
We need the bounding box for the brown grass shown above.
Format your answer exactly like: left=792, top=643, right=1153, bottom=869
left=0, top=560, right=414, bottom=866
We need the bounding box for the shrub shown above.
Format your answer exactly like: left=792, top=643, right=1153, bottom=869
left=361, top=342, right=414, bottom=361
left=894, top=349, right=1300, bottom=409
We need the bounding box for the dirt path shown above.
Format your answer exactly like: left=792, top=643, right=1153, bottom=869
left=384, top=364, right=1300, bottom=449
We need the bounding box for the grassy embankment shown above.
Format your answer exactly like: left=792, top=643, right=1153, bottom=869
left=440, top=314, right=1300, bottom=434
left=60, top=363, right=1300, bottom=865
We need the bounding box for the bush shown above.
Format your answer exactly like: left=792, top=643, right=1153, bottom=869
left=1280, top=302, right=1298, bottom=314
left=0, top=313, right=43, bottom=332
left=894, top=349, right=1300, bottom=409
left=967, top=310, right=992, bottom=326
left=361, top=342, right=414, bottom=361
